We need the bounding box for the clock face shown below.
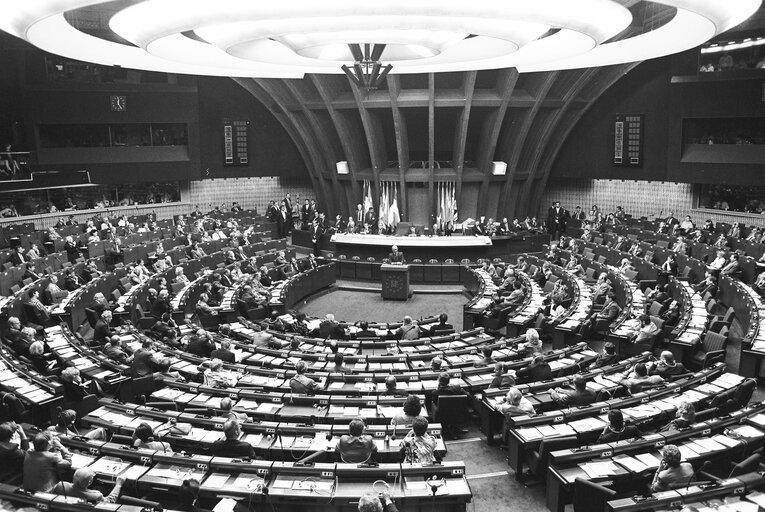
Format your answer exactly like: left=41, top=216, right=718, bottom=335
left=110, top=95, right=126, bottom=111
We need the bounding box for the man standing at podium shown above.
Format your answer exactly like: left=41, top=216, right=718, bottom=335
left=388, top=245, right=405, bottom=264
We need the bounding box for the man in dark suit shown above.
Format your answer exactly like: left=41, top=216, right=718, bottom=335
left=546, top=201, right=569, bottom=240
left=550, top=375, right=597, bottom=407
left=593, top=342, right=619, bottom=367
left=8, top=246, right=25, bottom=266
left=186, top=329, right=215, bottom=358
left=22, top=263, right=41, bottom=282
left=211, top=339, right=236, bottom=364
left=388, top=245, right=405, bottom=264
left=300, top=199, right=311, bottom=229
left=93, top=310, right=116, bottom=345
left=211, top=420, right=256, bottom=459
left=364, top=207, right=377, bottom=234
left=579, top=292, right=622, bottom=339
left=310, top=219, right=322, bottom=257
left=281, top=193, right=293, bottom=234
left=336, top=419, right=377, bottom=463
left=319, top=314, right=346, bottom=340
left=429, top=313, right=454, bottom=336
left=425, top=372, right=469, bottom=437
left=516, top=355, right=552, bottom=383
left=354, top=204, right=364, bottom=228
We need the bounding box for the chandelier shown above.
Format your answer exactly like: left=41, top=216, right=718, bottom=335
left=341, top=44, right=393, bottom=94
left=0, top=1, right=760, bottom=78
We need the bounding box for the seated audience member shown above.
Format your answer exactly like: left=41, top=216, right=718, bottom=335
left=174, top=266, right=190, bottom=286
left=490, top=362, right=516, bottom=389
left=518, top=329, right=543, bottom=357
left=650, top=351, right=687, bottom=379
left=661, top=401, right=696, bottom=431
left=358, top=490, right=399, bottom=512
left=627, top=314, right=659, bottom=345
left=28, top=340, right=59, bottom=375
left=401, top=417, right=437, bottom=464
left=355, top=320, right=377, bottom=338
left=332, top=352, right=351, bottom=374
left=220, top=397, right=249, bottom=423
left=52, top=469, right=126, bottom=503
left=186, top=329, right=215, bottom=357
left=598, top=410, right=641, bottom=443
left=0, top=421, right=28, bottom=484
left=60, top=367, right=90, bottom=401
left=289, top=361, right=321, bottom=393
left=103, top=336, right=130, bottom=364
left=383, top=375, right=407, bottom=397
left=131, top=339, right=157, bottom=377
left=578, top=292, right=621, bottom=339
left=211, top=419, right=256, bottom=459
left=503, top=281, right=526, bottom=308
left=661, top=300, right=682, bottom=328
left=53, top=408, right=106, bottom=440
left=474, top=346, right=495, bottom=367
left=694, top=273, right=718, bottom=298
left=11, top=326, right=36, bottom=358
left=593, top=342, right=619, bottom=367
left=177, top=479, right=210, bottom=512
left=516, top=355, right=552, bottom=383
left=429, top=313, right=454, bottom=335
left=153, top=357, right=182, bottom=383
left=720, top=252, right=740, bottom=276
left=132, top=422, right=172, bottom=452
left=210, top=339, right=235, bottom=364
left=592, top=274, right=612, bottom=303
left=651, top=444, right=695, bottom=491
left=25, top=289, right=51, bottom=325
left=393, top=395, right=424, bottom=427
left=661, top=253, right=679, bottom=277
left=93, top=310, right=116, bottom=345
left=201, top=358, right=238, bottom=388
left=4, top=316, right=22, bottom=345
left=337, top=418, right=377, bottom=463
left=550, top=375, right=597, bottom=407
left=152, top=312, right=179, bottom=346
left=754, top=271, right=765, bottom=297
left=150, top=289, right=171, bottom=319
left=23, top=434, right=71, bottom=492
left=318, top=313, right=346, bottom=339
left=621, top=362, right=664, bottom=393
left=498, top=387, right=535, bottom=419
left=396, top=316, right=421, bottom=340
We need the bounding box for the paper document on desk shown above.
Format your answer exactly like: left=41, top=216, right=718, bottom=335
left=202, top=473, right=231, bottom=489
left=635, top=452, right=662, bottom=469
left=613, top=455, right=648, bottom=473
left=712, top=434, right=742, bottom=448
left=580, top=461, right=619, bottom=478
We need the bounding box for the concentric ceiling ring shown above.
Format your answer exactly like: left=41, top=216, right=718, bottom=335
left=0, top=0, right=760, bottom=77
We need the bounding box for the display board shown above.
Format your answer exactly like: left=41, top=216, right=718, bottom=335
left=223, top=119, right=250, bottom=166
left=613, top=114, right=644, bottom=167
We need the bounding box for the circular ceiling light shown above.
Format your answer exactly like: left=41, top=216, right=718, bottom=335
left=0, top=0, right=760, bottom=77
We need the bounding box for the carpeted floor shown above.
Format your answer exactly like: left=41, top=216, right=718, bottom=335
left=295, top=288, right=467, bottom=329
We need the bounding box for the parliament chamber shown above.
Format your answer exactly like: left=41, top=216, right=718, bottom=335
left=1, top=2, right=765, bottom=512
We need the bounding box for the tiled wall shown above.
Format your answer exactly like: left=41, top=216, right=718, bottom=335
left=538, top=179, right=695, bottom=221
left=186, top=176, right=315, bottom=214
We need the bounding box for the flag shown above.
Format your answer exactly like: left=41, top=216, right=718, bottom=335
left=388, top=183, right=400, bottom=228
left=379, top=182, right=389, bottom=232
left=363, top=180, right=373, bottom=215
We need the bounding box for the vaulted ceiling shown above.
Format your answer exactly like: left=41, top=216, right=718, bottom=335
left=235, top=63, right=640, bottom=222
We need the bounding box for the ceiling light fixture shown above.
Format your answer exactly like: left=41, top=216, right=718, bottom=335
left=0, top=0, right=760, bottom=77
left=341, top=43, right=392, bottom=95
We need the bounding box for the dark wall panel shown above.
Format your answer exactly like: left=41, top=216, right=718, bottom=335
left=197, top=77, right=307, bottom=179
left=549, top=57, right=672, bottom=182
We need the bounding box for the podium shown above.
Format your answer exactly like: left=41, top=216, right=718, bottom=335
left=381, top=264, right=410, bottom=300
